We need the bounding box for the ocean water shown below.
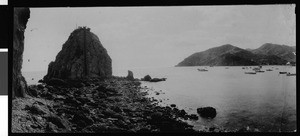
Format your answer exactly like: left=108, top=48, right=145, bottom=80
left=114, top=66, right=296, bottom=132
left=23, top=66, right=296, bottom=132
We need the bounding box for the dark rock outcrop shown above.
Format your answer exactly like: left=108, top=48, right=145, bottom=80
left=197, top=107, right=217, bottom=119
left=188, top=114, right=199, bottom=120
left=150, top=78, right=166, bottom=82
left=126, top=70, right=134, bottom=80
left=43, top=26, right=112, bottom=82
left=142, top=75, right=151, bottom=81
left=13, top=8, right=30, bottom=98
left=141, top=75, right=166, bottom=82
left=46, top=78, right=68, bottom=87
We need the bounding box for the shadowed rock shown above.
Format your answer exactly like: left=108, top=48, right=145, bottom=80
left=13, top=8, right=30, bottom=98
left=197, top=107, right=217, bottom=119
left=43, top=26, right=112, bottom=83
left=142, top=75, right=151, bottom=81
left=126, top=70, right=134, bottom=80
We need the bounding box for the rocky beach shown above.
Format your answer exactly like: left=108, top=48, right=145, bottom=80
left=12, top=76, right=200, bottom=133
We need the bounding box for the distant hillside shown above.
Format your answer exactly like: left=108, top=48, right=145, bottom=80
left=176, top=44, right=288, bottom=66
left=251, top=43, right=296, bottom=62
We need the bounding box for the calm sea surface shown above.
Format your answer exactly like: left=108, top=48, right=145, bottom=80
left=23, top=66, right=296, bottom=132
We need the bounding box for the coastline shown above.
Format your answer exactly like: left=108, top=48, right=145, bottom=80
left=12, top=76, right=198, bottom=133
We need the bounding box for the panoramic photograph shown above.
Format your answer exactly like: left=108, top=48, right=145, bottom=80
left=12, top=5, right=296, bottom=133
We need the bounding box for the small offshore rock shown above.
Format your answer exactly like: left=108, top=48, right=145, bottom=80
left=149, top=78, right=166, bottom=82
left=142, top=75, right=152, bottom=81
left=126, top=70, right=134, bottom=80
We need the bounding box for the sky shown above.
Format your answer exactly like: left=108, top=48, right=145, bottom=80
left=22, top=5, right=296, bottom=73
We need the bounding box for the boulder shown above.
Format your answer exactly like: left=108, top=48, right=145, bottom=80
left=27, top=87, right=38, bottom=97
left=24, top=104, right=47, bottom=115
left=40, top=91, right=54, bottom=100
left=142, top=75, right=151, bottom=81
left=178, top=109, right=187, bottom=118
left=72, top=111, right=94, bottom=128
left=170, top=104, right=176, bottom=108
left=46, top=78, right=68, bottom=87
left=197, top=107, right=217, bottom=119
left=150, top=112, right=164, bottom=121
left=189, top=114, right=199, bottom=120
left=126, top=70, right=134, bottom=80
left=46, top=122, right=58, bottom=132
left=150, top=78, right=166, bottom=82
left=46, top=114, right=70, bottom=130
left=43, top=26, right=112, bottom=82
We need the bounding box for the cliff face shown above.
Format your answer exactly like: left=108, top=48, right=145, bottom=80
left=43, top=27, right=112, bottom=81
left=13, top=8, right=30, bottom=98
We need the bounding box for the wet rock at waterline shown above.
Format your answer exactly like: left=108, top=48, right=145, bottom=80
left=197, top=107, right=217, bottom=119
left=142, top=75, right=152, bottom=81
left=43, top=26, right=112, bottom=83
left=12, top=77, right=197, bottom=133
left=149, top=78, right=166, bottom=82
left=141, top=75, right=166, bottom=82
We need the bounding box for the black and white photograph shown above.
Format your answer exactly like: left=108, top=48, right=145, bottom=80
left=12, top=5, right=296, bottom=133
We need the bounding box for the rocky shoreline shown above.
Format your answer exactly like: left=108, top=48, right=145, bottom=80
left=12, top=76, right=265, bottom=133
left=12, top=76, right=201, bottom=133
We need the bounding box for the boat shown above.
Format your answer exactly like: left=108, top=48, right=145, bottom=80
left=266, top=69, right=273, bottom=71
left=255, top=70, right=265, bottom=73
left=252, top=67, right=260, bottom=71
left=279, top=72, right=287, bottom=74
left=245, top=72, right=256, bottom=74
left=198, top=68, right=208, bottom=72
left=225, top=67, right=229, bottom=69
left=286, top=73, right=296, bottom=76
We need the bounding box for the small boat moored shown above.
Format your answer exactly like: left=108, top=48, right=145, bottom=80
left=286, top=72, right=296, bottom=76
left=266, top=69, right=273, bottom=71
left=198, top=68, right=208, bottom=72
left=279, top=72, right=287, bottom=74
left=245, top=72, right=256, bottom=74
left=255, top=70, right=265, bottom=73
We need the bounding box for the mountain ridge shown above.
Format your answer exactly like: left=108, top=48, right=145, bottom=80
left=176, top=43, right=294, bottom=66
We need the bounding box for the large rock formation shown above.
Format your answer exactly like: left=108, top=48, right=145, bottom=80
left=13, top=8, right=30, bottom=98
left=43, top=26, right=112, bottom=82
